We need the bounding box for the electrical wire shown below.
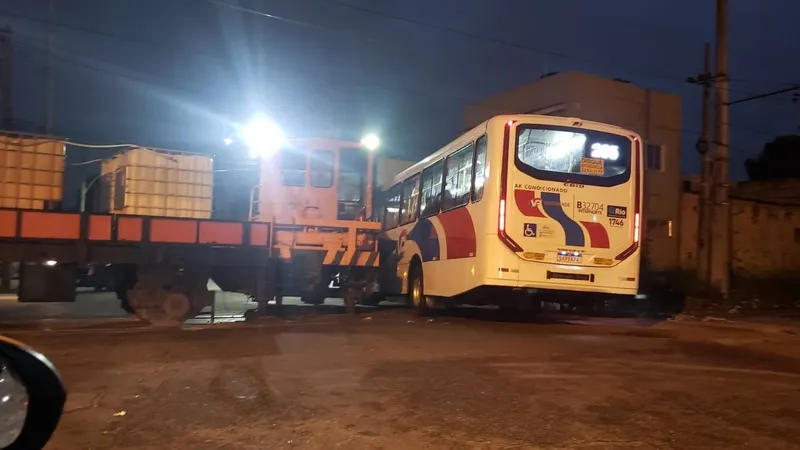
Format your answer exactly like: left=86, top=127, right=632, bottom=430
left=0, top=3, right=712, bottom=92
left=5, top=3, right=786, bottom=109
left=0, top=9, right=223, bottom=60
left=13, top=32, right=475, bottom=112
left=307, top=0, right=696, bottom=88
left=4, top=3, right=794, bottom=154
left=206, top=0, right=327, bottom=29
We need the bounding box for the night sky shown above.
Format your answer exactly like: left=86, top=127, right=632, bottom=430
left=2, top=0, right=799, bottom=185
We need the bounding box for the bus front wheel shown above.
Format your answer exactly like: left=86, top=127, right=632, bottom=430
left=408, top=264, right=430, bottom=316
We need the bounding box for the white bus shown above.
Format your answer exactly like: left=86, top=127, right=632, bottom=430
left=376, top=114, right=643, bottom=314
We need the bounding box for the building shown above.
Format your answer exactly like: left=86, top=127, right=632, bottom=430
left=465, top=71, right=683, bottom=271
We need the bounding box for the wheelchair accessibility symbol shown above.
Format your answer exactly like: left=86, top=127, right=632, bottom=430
left=523, top=223, right=538, bottom=237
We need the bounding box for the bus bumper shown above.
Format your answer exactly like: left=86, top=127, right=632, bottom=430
left=485, top=256, right=641, bottom=297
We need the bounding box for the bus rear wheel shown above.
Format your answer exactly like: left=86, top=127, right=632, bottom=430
left=408, top=264, right=430, bottom=316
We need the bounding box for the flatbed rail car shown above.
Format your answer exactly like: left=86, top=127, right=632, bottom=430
left=0, top=208, right=383, bottom=325
left=0, top=208, right=275, bottom=325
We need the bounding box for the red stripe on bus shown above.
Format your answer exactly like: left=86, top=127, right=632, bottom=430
left=514, top=189, right=546, bottom=217
left=498, top=121, right=524, bottom=253
left=580, top=221, right=610, bottom=249
left=437, top=207, right=477, bottom=259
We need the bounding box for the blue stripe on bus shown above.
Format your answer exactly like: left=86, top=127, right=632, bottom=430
left=408, top=218, right=440, bottom=262
left=540, top=192, right=585, bottom=247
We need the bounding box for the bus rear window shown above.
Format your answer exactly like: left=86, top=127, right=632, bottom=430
left=515, top=126, right=631, bottom=186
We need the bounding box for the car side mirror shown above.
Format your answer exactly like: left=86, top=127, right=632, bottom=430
left=0, top=336, right=66, bottom=449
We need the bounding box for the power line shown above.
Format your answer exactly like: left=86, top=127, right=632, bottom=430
left=206, top=0, right=327, bottom=29
left=727, top=84, right=800, bottom=106
left=5, top=3, right=758, bottom=105
left=310, top=0, right=695, bottom=88
left=15, top=36, right=193, bottom=91
left=6, top=2, right=791, bottom=103
left=13, top=30, right=477, bottom=108
left=0, top=9, right=224, bottom=60
left=16, top=32, right=790, bottom=147
left=6, top=2, right=795, bottom=149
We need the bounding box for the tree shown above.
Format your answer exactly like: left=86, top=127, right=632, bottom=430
left=745, top=135, right=800, bottom=180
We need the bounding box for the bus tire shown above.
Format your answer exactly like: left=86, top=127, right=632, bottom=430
left=408, top=263, right=430, bottom=316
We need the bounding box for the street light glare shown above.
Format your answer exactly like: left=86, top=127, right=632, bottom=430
left=223, top=137, right=233, bottom=146
left=241, top=115, right=284, bottom=158
left=361, top=134, right=380, bottom=151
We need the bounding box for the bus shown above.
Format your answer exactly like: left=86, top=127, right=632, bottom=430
left=376, top=114, right=643, bottom=314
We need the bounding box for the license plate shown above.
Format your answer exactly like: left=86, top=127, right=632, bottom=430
left=556, top=255, right=581, bottom=263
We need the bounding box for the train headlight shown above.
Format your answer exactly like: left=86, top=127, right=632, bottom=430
left=241, top=114, right=284, bottom=158
left=361, top=134, right=380, bottom=151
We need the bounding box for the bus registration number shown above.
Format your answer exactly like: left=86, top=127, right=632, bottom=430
left=556, top=254, right=582, bottom=263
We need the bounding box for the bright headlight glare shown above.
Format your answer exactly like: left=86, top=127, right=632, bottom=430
left=361, top=134, right=380, bottom=151
left=241, top=115, right=284, bottom=158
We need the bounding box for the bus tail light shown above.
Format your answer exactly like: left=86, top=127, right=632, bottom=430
left=497, top=120, right=523, bottom=253
left=498, top=199, right=506, bottom=231
left=633, top=213, right=640, bottom=243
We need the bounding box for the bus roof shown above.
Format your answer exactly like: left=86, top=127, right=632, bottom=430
left=390, top=114, right=638, bottom=186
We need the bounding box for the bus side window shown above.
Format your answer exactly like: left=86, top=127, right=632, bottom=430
left=420, top=160, right=443, bottom=218
left=443, top=142, right=474, bottom=211
left=400, top=174, right=420, bottom=225
left=384, top=184, right=402, bottom=229
left=310, top=150, right=334, bottom=188
left=472, top=135, right=487, bottom=202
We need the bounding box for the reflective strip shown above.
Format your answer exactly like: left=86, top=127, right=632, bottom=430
left=366, top=252, right=379, bottom=267
left=323, top=250, right=379, bottom=267
left=332, top=250, right=346, bottom=265
left=355, top=251, right=370, bottom=266
left=323, top=249, right=345, bottom=265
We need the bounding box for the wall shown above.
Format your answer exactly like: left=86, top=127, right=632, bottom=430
left=680, top=192, right=800, bottom=275
left=465, top=71, right=683, bottom=271
left=733, top=180, right=800, bottom=206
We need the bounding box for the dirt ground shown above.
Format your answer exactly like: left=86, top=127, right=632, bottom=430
left=6, top=310, right=800, bottom=450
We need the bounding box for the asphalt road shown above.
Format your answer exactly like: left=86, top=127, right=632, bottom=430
left=4, top=309, right=800, bottom=450
left=0, top=282, right=259, bottom=325
left=0, top=283, right=367, bottom=326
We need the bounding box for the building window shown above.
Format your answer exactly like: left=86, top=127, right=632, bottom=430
left=646, top=144, right=663, bottom=171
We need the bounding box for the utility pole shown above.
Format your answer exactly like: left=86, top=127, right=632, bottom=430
left=687, top=43, right=713, bottom=284
left=44, top=0, right=55, bottom=134
left=709, top=0, right=730, bottom=297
